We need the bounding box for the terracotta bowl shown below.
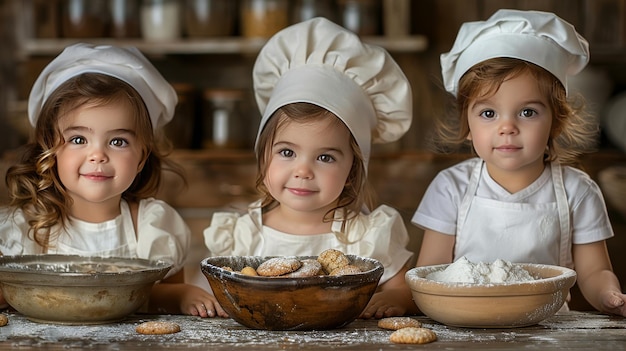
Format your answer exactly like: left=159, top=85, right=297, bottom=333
left=406, top=263, right=577, bottom=328
left=0, top=255, right=171, bottom=324
left=201, top=255, right=383, bottom=330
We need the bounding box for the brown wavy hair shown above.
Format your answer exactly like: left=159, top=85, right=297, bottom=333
left=5, top=73, right=184, bottom=250
left=255, top=103, right=374, bottom=232
left=432, top=57, right=598, bottom=165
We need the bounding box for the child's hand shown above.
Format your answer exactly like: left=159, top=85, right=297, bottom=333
left=181, top=285, right=229, bottom=318
left=359, top=288, right=416, bottom=319
left=601, top=290, right=626, bottom=317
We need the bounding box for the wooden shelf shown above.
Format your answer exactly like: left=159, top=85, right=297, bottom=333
left=17, top=36, right=429, bottom=58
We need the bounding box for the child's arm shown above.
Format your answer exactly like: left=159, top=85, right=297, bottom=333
left=415, top=229, right=455, bottom=267
left=148, top=269, right=228, bottom=318
left=573, top=241, right=626, bottom=316
left=360, top=265, right=418, bottom=319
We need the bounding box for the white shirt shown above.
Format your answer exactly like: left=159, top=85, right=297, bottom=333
left=0, top=198, right=190, bottom=278
left=412, top=158, right=613, bottom=265
left=204, top=200, right=413, bottom=284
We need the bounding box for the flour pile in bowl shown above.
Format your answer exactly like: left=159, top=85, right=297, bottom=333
left=426, top=257, right=535, bottom=284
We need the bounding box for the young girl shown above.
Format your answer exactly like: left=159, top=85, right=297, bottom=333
left=0, top=43, right=226, bottom=318
left=204, top=17, right=417, bottom=318
left=413, top=9, right=626, bottom=316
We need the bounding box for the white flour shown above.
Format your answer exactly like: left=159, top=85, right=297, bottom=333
left=426, top=256, right=535, bottom=284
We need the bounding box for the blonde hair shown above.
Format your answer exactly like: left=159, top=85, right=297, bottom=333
left=255, top=103, right=374, bottom=233
left=433, top=57, right=598, bottom=165
left=5, top=73, right=184, bottom=250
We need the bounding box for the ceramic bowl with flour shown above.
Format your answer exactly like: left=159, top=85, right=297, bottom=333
left=406, top=258, right=577, bottom=328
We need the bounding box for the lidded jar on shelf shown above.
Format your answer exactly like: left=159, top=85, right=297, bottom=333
left=184, top=0, right=236, bottom=37
left=291, top=0, right=337, bottom=24
left=240, top=0, right=289, bottom=38
left=202, top=89, right=245, bottom=149
left=337, top=0, right=381, bottom=36
left=140, top=0, right=182, bottom=41
left=61, top=0, right=108, bottom=38
left=109, top=0, right=141, bottom=38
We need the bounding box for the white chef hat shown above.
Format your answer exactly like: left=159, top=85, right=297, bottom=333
left=28, top=43, right=177, bottom=130
left=441, top=9, right=589, bottom=96
left=253, top=17, right=412, bottom=166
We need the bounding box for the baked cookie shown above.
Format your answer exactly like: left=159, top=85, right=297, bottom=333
left=136, top=321, right=181, bottom=335
left=377, top=316, right=422, bottom=330
left=330, top=264, right=362, bottom=276
left=283, top=259, right=323, bottom=278
left=317, top=249, right=350, bottom=274
left=0, top=314, right=8, bottom=327
left=389, top=327, right=437, bottom=344
left=240, top=266, right=258, bottom=276
left=256, top=257, right=302, bottom=277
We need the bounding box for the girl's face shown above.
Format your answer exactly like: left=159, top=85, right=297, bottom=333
left=264, top=116, right=354, bottom=216
left=467, top=72, right=552, bottom=183
left=55, top=101, right=144, bottom=217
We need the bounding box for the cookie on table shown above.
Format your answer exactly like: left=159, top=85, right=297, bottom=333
left=378, top=316, right=422, bottom=330
left=0, top=314, right=8, bottom=327
left=389, top=327, right=437, bottom=344
left=135, top=321, right=181, bottom=335
left=256, top=257, right=302, bottom=277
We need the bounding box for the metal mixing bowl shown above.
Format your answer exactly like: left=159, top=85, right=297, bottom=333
left=0, top=255, right=172, bottom=324
left=201, top=255, right=383, bottom=331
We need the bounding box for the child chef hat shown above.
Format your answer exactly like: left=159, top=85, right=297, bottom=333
left=253, top=17, right=412, bottom=166
left=441, top=9, right=589, bottom=96
left=28, top=43, right=177, bottom=130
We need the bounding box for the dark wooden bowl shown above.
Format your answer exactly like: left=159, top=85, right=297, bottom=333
left=201, top=255, right=383, bottom=330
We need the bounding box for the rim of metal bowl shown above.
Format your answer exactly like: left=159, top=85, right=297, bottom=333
left=0, top=254, right=172, bottom=285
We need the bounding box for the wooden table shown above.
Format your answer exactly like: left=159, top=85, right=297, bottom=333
left=0, top=311, right=624, bottom=350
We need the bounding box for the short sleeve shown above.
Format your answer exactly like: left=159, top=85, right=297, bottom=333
left=564, top=167, right=614, bottom=244
left=344, top=205, right=413, bottom=284
left=411, top=159, right=476, bottom=235
left=0, top=208, right=30, bottom=255
left=203, top=209, right=262, bottom=257
left=135, top=198, right=190, bottom=277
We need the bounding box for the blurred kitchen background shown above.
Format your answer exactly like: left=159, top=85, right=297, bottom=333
left=1, top=0, right=626, bottom=310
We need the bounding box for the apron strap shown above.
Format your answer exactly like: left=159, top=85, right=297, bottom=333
left=457, top=159, right=483, bottom=235
left=551, top=162, right=572, bottom=267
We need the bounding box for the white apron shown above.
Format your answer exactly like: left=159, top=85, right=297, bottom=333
left=48, top=201, right=138, bottom=257
left=455, top=161, right=572, bottom=268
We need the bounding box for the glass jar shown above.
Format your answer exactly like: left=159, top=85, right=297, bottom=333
left=184, top=0, right=236, bottom=37
left=337, top=0, right=381, bottom=36
left=240, top=0, right=289, bottom=39
left=61, top=0, right=108, bottom=38
left=166, top=83, right=196, bottom=149
left=291, top=0, right=337, bottom=24
left=140, top=0, right=182, bottom=41
left=109, top=0, right=141, bottom=38
left=202, top=89, right=245, bottom=149
left=32, top=0, right=60, bottom=38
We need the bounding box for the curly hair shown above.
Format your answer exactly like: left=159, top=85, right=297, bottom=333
left=5, top=73, right=184, bottom=250
left=254, top=103, right=374, bottom=233
left=432, top=57, right=598, bottom=165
